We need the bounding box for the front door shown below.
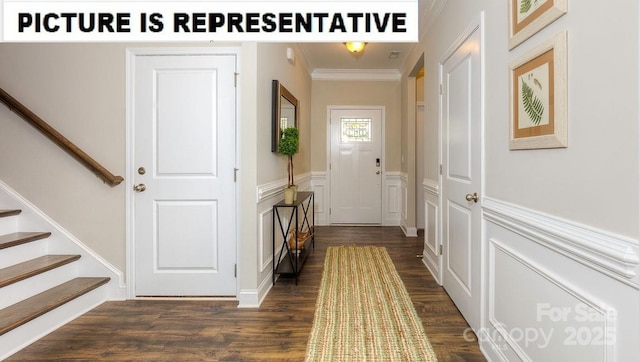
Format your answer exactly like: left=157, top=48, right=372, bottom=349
left=131, top=51, right=237, bottom=296
left=441, top=26, right=482, bottom=330
left=329, top=108, right=383, bottom=224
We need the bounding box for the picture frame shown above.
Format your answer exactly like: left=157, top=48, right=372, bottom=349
left=509, top=0, right=567, bottom=50
left=510, top=31, right=567, bottom=150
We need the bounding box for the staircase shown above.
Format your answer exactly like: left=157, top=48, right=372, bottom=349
left=0, top=185, right=122, bottom=359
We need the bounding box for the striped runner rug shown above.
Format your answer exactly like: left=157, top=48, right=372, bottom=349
left=305, top=245, right=437, bottom=361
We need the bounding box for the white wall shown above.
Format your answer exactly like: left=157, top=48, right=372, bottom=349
left=0, top=43, right=132, bottom=272
left=310, top=80, right=401, bottom=172
left=403, top=0, right=640, bottom=359
left=0, top=42, right=311, bottom=305
left=251, top=43, right=312, bottom=304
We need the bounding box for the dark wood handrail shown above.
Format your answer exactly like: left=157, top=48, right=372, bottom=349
left=0, top=88, right=123, bottom=187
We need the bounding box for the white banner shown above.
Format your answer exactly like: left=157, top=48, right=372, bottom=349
left=1, top=1, right=418, bottom=42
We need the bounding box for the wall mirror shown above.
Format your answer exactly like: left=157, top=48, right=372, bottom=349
left=272, top=80, right=299, bottom=152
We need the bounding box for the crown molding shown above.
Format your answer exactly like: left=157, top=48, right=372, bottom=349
left=294, top=43, right=314, bottom=75
left=420, top=0, right=448, bottom=40
left=311, top=68, right=401, bottom=81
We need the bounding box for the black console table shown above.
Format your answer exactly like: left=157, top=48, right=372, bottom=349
left=272, top=191, right=315, bottom=285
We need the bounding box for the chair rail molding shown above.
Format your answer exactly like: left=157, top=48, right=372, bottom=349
left=256, top=172, right=311, bottom=204
left=482, top=197, right=639, bottom=287
left=423, top=178, right=439, bottom=197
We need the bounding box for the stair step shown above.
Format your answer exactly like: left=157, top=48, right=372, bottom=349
left=0, top=277, right=110, bottom=336
left=0, top=255, right=81, bottom=288
left=0, top=232, right=51, bottom=250
left=0, top=210, right=21, bottom=218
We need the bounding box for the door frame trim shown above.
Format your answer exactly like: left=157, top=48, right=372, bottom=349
left=125, top=47, right=241, bottom=299
left=326, top=105, right=386, bottom=225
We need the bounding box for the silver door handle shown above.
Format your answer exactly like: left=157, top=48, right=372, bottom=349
left=465, top=192, right=478, bottom=203
left=134, top=184, right=146, bottom=192
left=376, top=171, right=380, bottom=175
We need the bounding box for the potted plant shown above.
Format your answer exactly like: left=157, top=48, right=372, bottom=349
left=278, top=127, right=299, bottom=204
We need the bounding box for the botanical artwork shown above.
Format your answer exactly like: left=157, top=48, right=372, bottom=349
left=517, top=0, right=550, bottom=24
left=509, top=0, right=566, bottom=49
left=517, top=62, right=550, bottom=129
left=512, top=48, right=554, bottom=142
left=510, top=31, right=567, bottom=149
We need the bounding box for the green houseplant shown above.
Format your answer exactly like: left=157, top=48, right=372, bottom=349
left=278, top=127, right=299, bottom=204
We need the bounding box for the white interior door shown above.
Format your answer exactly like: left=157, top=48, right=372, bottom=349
left=441, top=27, right=482, bottom=330
left=132, top=52, right=237, bottom=296
left=330, top=108, right=382, bottom=224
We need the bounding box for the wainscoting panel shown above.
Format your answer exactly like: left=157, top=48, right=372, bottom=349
left=401, top=174, right=408, bottom=220
left=399, top=173, right=408, bottom=231
left=258, top=209, right=274, bottom=274
left=382, top=173, right=402, bottom=226
left=481, top=198, right=639, bottom=361
left=422, top=198, right=441, bottom=284
left=310, top=172, right=327, bottom=225
left=310, top=171, right=401, bottom=226
left=425, top=201, right=439, bottom=256
left=384, top=172, right=402, bottom=226
left=250, top=173, right=312, bottom=307
left=421, top=178, right=441, bottom=283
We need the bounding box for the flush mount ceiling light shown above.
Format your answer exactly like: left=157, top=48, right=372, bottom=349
left=344, top=42, right=367, bottom=53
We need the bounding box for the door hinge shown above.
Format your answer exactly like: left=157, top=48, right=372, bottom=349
left=329, top=163, right=331, bottom=170
left=439, top=164, right=443, bottom=175
left=234, top=264, right=237, bottom=278
left=439, top=84, right=443, bottom=95
left=234, top=168, right=239, bottom=182
left=439, top=245, right=443, bottom=255
left=234, top=72, right=239, bottom=87
left=329, top=208, right=331, bottom=215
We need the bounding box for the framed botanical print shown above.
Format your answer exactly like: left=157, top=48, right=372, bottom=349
left=510, top=31, right=567, bottom=150
left=509, top=0, right=567, bottom=49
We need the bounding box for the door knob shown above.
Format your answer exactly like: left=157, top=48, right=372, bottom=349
left=465, top=192, right=478, bottom=203
left=133, top=183, right=146, bottom=192
left=376, top=171, right=381, bottom=175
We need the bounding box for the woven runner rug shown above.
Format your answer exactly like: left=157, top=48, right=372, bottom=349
left=305, top=245, right=437, bottom=361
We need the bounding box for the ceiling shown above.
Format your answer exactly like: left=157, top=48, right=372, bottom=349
left=299, top=0, right=431, bottom=72
left=299, top=42, right=416, bottom=71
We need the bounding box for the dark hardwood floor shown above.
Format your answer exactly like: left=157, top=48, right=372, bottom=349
left=8, top=226, right=485, bottom=361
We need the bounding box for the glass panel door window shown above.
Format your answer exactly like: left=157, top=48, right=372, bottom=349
left=341, top=118, right=372, bottom=143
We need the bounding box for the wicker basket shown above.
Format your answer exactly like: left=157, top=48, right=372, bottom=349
left=287, top=230, right=310, bottom=250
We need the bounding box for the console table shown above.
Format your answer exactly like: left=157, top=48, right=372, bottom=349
left=272, top=191, right=315, bottom=285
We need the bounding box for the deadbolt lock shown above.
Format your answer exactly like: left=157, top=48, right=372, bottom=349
left=138, top=167, right=146, bottom=175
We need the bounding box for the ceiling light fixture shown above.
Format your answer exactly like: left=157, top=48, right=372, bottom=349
left=344, top=42, right=367, bottom=53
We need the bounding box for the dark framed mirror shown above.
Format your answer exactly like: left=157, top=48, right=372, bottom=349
left=272, top=80, right=299, bottom=152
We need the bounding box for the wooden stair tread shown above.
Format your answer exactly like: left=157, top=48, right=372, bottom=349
left=0, top=255, right=81, bottom=288
left=0, top=232, right=51, bottom=250
left=0, top=277, right=110, bottom=336
left=0, top=209, right=21, bottom=218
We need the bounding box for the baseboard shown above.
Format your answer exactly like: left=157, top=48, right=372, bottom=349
left=237, top=274, right=272, bottom=308
left=401, top=225, right=418, bottom=237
